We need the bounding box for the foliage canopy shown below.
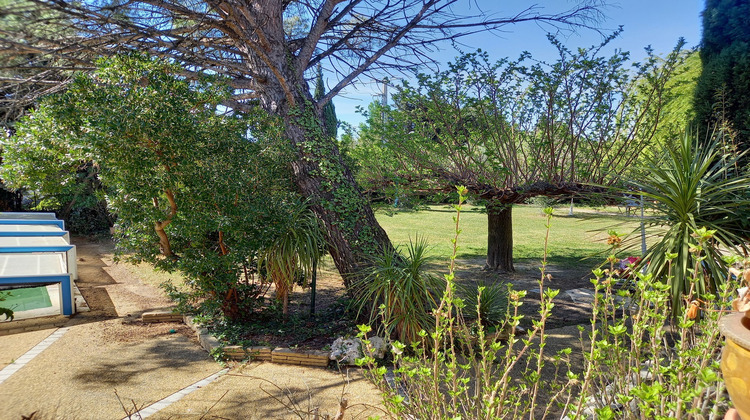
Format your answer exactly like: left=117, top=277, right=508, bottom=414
left=1, top=55, right=298, bottom=320
left=353, top=35, right=687, bottom=270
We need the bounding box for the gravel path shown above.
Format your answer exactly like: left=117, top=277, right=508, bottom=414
left=151, top=364, right=384, bottom=420
left=1, top=329, right=53, bottom=371
left=0, top=237, right=382, bottom=420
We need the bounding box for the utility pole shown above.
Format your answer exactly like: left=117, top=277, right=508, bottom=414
left=379, top=77, right=389, bottom=123
left=382, top=78, right=388, bottom=105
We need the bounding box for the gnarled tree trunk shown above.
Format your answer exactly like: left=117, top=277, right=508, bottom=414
left=284, top=98, right=394, bottom=288
left=220, top=3, right=395, bottom=289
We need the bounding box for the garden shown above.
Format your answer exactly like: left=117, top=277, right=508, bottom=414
left=1, top=1, right=750, bottom=419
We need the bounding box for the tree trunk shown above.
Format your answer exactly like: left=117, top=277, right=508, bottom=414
left=485, top=201, right=514, bottom=272
left=284, top=104, right=394, bottom=288
left=243, top=15, right=395, bottom=289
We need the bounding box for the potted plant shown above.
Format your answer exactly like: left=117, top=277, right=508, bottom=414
left=720, top=269, right=750, bottom=419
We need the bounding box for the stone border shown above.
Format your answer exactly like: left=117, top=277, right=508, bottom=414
left=271, top=347, right=330, bottom=367
left=142, top=310, right=183, bottom=323
left=142, top=311, right=332, bottom=366
left=223, top=345, right=272, bottom=362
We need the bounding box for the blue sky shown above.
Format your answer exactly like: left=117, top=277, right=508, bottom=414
left=332, top=0, right=705, bottom=130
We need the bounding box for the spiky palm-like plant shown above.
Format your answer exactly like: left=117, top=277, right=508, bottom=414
left=259, top=201, right=326, bottom=316
left=354, top=237, right=442, bottom=344
left=633, top=133, right=749, bottom=315
left=458, top=281, right=509, bottom=327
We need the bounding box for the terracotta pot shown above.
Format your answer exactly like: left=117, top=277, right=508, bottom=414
left=720, top=313, right=750, bottom=419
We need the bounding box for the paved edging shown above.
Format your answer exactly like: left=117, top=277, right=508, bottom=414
left=122, top=368, right=229, bottom=419
left=182, top=315, right=221, bottom=353
left=0, top=327, right=68, bottom=385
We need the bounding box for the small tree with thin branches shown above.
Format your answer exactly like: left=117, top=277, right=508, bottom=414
left=357, top=36, right=687, bottom=271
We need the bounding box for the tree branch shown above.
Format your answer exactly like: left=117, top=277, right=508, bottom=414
left=0, top=0, right=606, bottom=115
left=295, top=0, right=345, bottom=78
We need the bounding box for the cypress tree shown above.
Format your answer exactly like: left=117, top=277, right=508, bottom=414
left=313, top=64, right=338, bottom=139
left=693, top=0, right=750, bottom=148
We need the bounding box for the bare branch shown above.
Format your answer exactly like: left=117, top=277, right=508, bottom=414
left=318, top=0, right=440, bottom=107
left=295, top=0, right=345, bottom=78
left=0, top=0, right=606, bottom=115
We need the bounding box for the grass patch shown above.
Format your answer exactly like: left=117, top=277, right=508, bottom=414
left=376, top=204, right=645, bottom=267
left=124, top=261, right=189, bottom=292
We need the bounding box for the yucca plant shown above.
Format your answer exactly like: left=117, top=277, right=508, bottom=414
left=353, top=236, right=442, bottom=344
left=631, top=132, right=750, bottom=316
left=457, top=281, right=509, bottom=327
left=258, top=201, right=326, bottom=316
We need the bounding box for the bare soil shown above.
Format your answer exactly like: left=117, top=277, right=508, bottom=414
left=450, top=258, right=595, bottom=329
left=240, top=254, right=595, bottom=349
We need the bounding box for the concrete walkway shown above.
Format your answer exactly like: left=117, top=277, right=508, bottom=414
left=0, top=238, right=221, bottom=419
left=0, top=320, right=219, bottom=418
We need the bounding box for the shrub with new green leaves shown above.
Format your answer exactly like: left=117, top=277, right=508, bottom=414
left=359, top=188, right=731, bottom=419
left=359, top=189, right=568, bottom=418
left=570, top=253, right=732, bottom=419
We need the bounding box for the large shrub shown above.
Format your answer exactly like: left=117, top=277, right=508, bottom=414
left=0, top=54, right=297, bottom=321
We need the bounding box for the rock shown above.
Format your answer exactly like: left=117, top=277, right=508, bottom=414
left=367, top=336, right=387, bottom=358
left=329, top=336, right=388, bottom=364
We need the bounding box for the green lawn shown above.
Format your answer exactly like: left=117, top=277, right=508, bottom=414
left=375, top=204, right=645, bottom=268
